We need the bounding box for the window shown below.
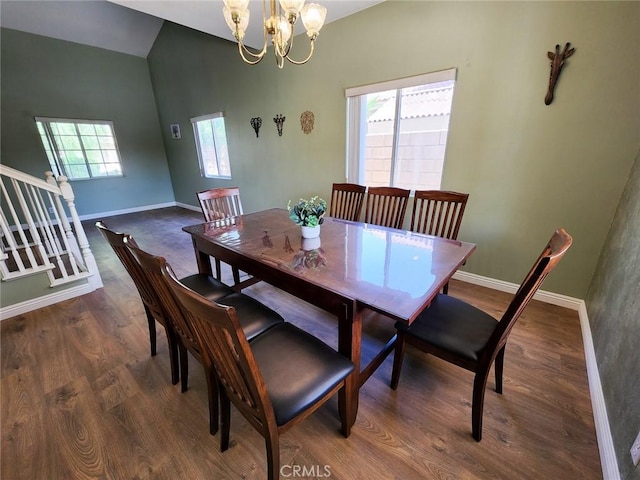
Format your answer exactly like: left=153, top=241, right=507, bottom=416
left=35, top=117, right=123, bottom=180
left=346, top=68, right=456, bottom=190
left=191, top=113, right=231, bottom=179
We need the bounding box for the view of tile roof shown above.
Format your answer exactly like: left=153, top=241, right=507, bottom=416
left=368, top=81, right=454, bottom=122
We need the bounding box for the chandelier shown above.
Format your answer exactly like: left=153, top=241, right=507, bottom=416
left=222, top=0, right=327, bottom=68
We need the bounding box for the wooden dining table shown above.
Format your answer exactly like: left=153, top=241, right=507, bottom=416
left=183, top=208, right=476, bottom=436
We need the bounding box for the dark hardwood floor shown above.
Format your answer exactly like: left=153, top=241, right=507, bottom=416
left=1, top=207, right=602, bottom=479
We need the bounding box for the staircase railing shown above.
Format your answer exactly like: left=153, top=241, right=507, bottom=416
left=0, top=165, right=102, bottom=289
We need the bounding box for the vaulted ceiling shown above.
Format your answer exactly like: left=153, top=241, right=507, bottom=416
left=0, top=0, right=384, bottom=58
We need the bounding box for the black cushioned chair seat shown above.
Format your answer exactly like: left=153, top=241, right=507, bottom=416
left=180, top=274, right=235, bottom=301
left=216, top=293, right=284, bottom=341
left=395, top=294, right=498, bottom=362
left=249, top=323, right=354, bottom=426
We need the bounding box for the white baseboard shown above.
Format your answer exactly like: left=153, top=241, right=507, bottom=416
left=0, top=282, right=98, bottom=321
left=452, top=270, right=583, bottom=310
left=73, top=201, right=202, bottom=222
left=453, top=269, right=619, bottom=480
left=78, top=202, right=178, bottom=221
left=577, top=302, right=621, bottom=480
left=174, top=202, right=201, bottom=213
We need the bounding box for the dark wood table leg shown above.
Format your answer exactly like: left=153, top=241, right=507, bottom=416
left=193, top=238, right=213, bottom=276
left=338, top=302, right=362, bottom=437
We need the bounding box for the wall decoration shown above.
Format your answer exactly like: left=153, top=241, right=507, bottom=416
left=545, top=42, right=576, bottom=105
left=273, top=114, right=285, bottom=137
left=170, top=124, right=181, bottom=139
left=300, top=111, right=315, bottom=134
left=250, top=117, right=262, bottom=137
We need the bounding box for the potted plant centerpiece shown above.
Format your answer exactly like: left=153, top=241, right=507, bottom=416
left=287, top=196, right=327, bottom=239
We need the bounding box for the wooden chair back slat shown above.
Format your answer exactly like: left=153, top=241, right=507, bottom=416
left=410, top=190, right=469, bottom=240
left=329, top=183, right=366, bottom=222
left=363, top=187, right=410, bottom=229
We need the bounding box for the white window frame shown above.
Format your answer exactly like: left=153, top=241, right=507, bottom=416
left=345, top=68, right=457, bottom=190
left=35, top=117, right=124, bottom=180
left=190, top=112, right=232, bottom=179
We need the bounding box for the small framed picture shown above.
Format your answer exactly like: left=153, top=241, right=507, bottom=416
left=170, top=124, right=181, bottom=139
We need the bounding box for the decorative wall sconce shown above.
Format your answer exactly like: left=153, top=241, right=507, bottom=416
left=300, top=111, right=314, bottom=134
left=545, top=42, right=576, bottom=105
left=250, top=117, right=262, bottom=137
left=273, top=114, right=285, bottom=136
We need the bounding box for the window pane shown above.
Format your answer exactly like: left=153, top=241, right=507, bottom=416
left=35, top=118, right=123, bottom=180
left=94, top=124, right=111, bottom=136
left=68, top=164, right=90, bottom=179
left=104, top=163, right=122, bottom=175
left=77, top=124, right=95, bottom=135
left=65, top=151, right=86, bottom=165
left=59, top=135, right=81, bottom=150
left=86, top=150, right=103, bottom=163
left=88, top=163, right=106, bottom=177
left=212, top=118, right=230, bottom=176
left=81, top=136, right=100, bottom=149
left=56, top=123, right=76, bottom=135
left=103, top=150, right=119, bottom=163
left=39, top=134, right=51, bottom=152
left=198, top=121, right=219, bottom=176
left=362, top=90, right=396, bottom=187
left=98, top=136, right=115, bottom=149
left=394, top=81, right=454, bottom=190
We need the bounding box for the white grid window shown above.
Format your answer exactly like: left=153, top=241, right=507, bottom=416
left=190, top=113, right=231, bottom=179
left=35, top=117, right=123, bottom=180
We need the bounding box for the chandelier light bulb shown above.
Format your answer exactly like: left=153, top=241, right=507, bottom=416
left=279, top=0, right=305, bottom=18
left=277, top=15, right=293, bottom=43
left=223, top=0, right=250, bottom=14
left=301, top=3, right=326, bottom=37
left=223, top=6, right=250, bottom=40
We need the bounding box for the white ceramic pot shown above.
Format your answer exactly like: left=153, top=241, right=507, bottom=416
left=301, top=236, right=321, bottom=251
left=301, top=225, right=320, bottom=239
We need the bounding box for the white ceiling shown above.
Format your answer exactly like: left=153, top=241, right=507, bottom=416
left=0, top=0, right=384, bottom=58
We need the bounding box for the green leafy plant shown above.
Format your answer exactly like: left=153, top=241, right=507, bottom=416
left=287, top=196, right=327, bottom=227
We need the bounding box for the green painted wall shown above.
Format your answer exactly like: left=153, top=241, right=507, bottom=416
left=0, top=27, right=174, bottom=216
left=147, top=2, right=639, bottom=299
left=586, top=149, right=640, bottom=480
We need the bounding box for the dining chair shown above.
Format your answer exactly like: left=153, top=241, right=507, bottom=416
left=196, top=187, right=253, bottom=287
left=410, top=190, right=470, bottom=293
left=197, top=186, right=244, bottom=222
left=163, top=265, right=354, bottom=480
left=95, top=221, right=235, bottom=385
left=390, top=229, right=573, bottom=441
left=329, top=182, right=366, bottom=222
left=124, top=240, right=285, bottom=434
left=363, top=186, right=410, bottom=229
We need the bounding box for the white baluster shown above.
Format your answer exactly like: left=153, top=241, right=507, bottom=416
left=57, top=176, right=103, bottom=289
left=46, top=171, right=81, bottom=261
